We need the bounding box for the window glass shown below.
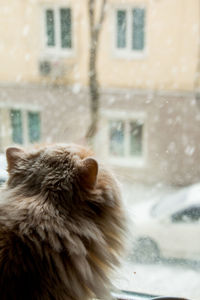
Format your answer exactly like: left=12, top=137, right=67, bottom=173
left=28, top=112, right=41, bottom=143
left=60, top=8, right=72, bottom=49
left=1, top=2, right=200, bottom=299
left=45, top=9, right=55, bottom=47
left=132, top=8, right=145, bottom=50
left=10, top=110, right=23, bottom=145
left=109, top=120, right=125, bottom=156
left=130, top=121, right=143, bottom=156
left=116, top=10, right=127, bottom=49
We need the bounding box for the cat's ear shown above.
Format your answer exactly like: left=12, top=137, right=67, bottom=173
left=6, top=147, right=24, bottom=171
left=80, top=157, right=98, bottom=189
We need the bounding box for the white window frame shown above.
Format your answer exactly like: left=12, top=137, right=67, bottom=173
left=112, top=4, right=147, bottom=60
left=104, top=110, right=147, bottom=167
left=41, top=4, right=74, bottom=58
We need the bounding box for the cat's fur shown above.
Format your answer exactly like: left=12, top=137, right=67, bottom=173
left=0, top=144, right=126, bottom=300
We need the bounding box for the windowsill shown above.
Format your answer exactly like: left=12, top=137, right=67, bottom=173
left=113, top=49, right=147, bottom=60
left=109, top=156, right=146, bottom=168
left=41, top=48, right=75, bottom=59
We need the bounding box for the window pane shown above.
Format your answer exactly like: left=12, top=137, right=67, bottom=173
left=130, top=121, right=143, bottom=156
left=109, top=120, right=125, bottom=156
left=60, top=8, right=72, bottom=49
left=10, top=110, right=23, bottom=144
left=45, top=9, right=55, bottom=47
left=116, top=10, right=127, bottom=49
left=28, top=112, right=41, bottom=143
left=132, top=8, right=145, bottom=50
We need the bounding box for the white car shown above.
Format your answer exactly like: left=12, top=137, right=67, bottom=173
left=131, top=184, right=200, bottom=262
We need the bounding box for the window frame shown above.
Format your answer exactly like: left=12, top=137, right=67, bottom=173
left=104, top=110, right=147, bottom=167
left=7, top=104, right=42, bottom=146
left=41, top=4, right=74, bottom=58
left=112, top=4, right=147, bottom=60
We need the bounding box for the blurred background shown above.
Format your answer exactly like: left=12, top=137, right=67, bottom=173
left=1, top=0, right=200, bottom=299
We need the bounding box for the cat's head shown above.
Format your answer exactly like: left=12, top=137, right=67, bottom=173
left=5, top=144, right=121, bottom=211
left=6, top=144, right=98, bottom=193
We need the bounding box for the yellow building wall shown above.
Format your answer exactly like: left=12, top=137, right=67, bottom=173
left=0, top=0, right=83, bottom=85
left=0, top=0, right=198, bottom=91
left=97, top=0, right=199, bottom=91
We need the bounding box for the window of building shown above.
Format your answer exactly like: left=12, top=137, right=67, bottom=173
left=10, top=110, right=23, bottom=145
left=115, top=7, right=146, bottom=56
left=117, top=10, right=127, bottom=49
left=28, top=112, right=41, bottom=143
left=10, top=110, right=41, bottom=145
left=44, top=7, right=72, bottom=53
left=109, top=120, right=125, bottom=156
left=109, top=119, right=144, bottom=160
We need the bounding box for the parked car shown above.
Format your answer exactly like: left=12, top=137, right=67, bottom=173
left=131, top=184, right=200, bottom=262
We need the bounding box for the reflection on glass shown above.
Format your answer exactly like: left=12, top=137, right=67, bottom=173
left=109, top=120, right=125, bottom=156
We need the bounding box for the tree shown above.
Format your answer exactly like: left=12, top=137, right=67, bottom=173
left=86, top=0, right=107, bottom=142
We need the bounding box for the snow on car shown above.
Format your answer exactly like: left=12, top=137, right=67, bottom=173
left=131, top=184, right=200, bottom=262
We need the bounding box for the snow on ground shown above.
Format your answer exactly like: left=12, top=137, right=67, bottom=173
left=121, top=182, right=178, bottom=206
left=112, top=260, right=200, bottom=300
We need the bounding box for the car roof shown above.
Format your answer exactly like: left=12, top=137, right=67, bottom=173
left=152, top=184, right=200, bottom=217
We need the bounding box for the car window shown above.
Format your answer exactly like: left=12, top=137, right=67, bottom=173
left=171, top=207, right=200, bottom=223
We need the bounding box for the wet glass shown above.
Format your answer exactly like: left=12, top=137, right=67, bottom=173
left=1, top=1, right=200, bottom=299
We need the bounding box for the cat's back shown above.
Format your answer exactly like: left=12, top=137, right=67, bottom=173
left=0, top=191, right=67, bottom=300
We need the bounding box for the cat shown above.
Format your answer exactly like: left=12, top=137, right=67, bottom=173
left=0, top=143, right=126, bottom=300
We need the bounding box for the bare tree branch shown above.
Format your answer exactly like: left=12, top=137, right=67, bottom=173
left=94, top=0, right=107, bottom=42
left=88, top=0, right=95, bottom=29
left=86, top=0, right=108, bottom=142
left=98, top=0, right=107, bottom=29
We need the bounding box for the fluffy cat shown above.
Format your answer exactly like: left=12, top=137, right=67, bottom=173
left=0, top=144, right=126, bottom=300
